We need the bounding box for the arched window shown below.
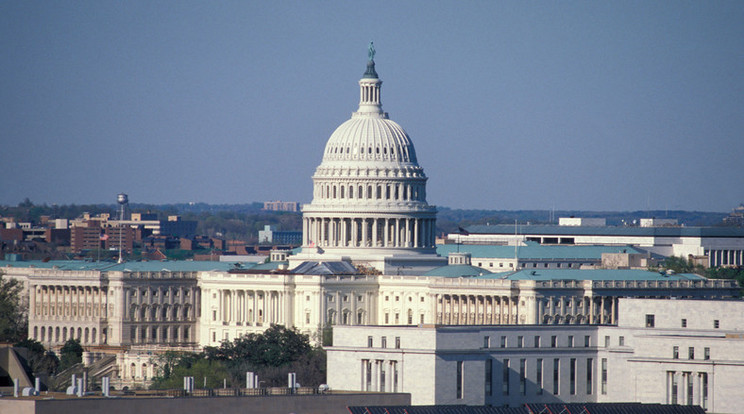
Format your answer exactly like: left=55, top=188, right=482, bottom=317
left=92, top=328, right=97, bottom=344
left=340, top=186, right=344, bottom=199
left=348, top=186, right=353, bottom=198
left=377, top=186, right=382, bottom=199
left=367, top=186, right=372, bottom=199
left=359, top=185, right=363, bottom=199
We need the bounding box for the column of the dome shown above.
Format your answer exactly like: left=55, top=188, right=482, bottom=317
left=414, top=219, right=419, bottom=248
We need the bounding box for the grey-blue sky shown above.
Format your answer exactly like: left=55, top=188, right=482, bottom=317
left=1, top=1, right=742, bottom=212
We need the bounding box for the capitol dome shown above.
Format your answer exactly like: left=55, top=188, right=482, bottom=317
left=289, top=46, right=445, bottom=275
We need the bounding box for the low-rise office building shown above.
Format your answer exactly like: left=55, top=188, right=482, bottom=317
left=327, top=298, right=744, bottom=413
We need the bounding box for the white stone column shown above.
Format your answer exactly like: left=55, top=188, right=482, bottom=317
left=414, top=219, right=419, bottom=248
left=405, top=219, right=411, bottom=247
left=362, top=218, right=368, bottom=247
left=395, top=219, right=400, bottom=247
left=373, top=218, right=378, bottom=247
left=303, top=218, right=308, bottom=245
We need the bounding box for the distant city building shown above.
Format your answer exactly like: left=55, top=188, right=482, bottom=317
left=328, top=298, right=744, bottom=412
left=263, top=201, right=301, bottom=212
left=258, top=225, right=302, bottom=245
left=559, top=217, right=606, bottom=227
left=449, top=223, right=744, bottom=267
left=723, top=204, right=744, bottom=227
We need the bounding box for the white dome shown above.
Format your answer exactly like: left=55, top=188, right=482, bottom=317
left=321, top=117, right=418, bottom=166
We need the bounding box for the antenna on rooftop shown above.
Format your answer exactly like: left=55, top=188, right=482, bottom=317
left=117, top=193, right=128, bottom=263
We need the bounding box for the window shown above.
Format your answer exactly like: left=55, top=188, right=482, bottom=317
left=517, top=336, right=523, bottom=348
left=568, top=335, right=574, bottom=347
left=569, top=358, right=576, bottom=395
left=646, top=314, right=655, bottom=328
left=536, top=358, right=543, bottom=395
left=551, top=335, right=557, bottom=348
left=484, top=336, right=490, bottom=348
left=681, top=318, right=687, bottom=328
left=704, top=347, right=710, bottom=360
left=381, top=336, right=387, bottom=348
left=534, top=335, right=541, bottom=348
left=587, top=358, right=593, bottom=395
left=670, top=371, right=678, bottom=404
left=485, top=359, right=493, bottom=397
left=714, top=319, right=720, bottom=329
left=619, top=336, right=625, bottom=346
left=456, top=361, right=464, bottom=399
left=584, top=335, right=591, bottom=347
left=553, top=359, right=560, bottom=395
left=519, top=359, right=526, bottom=395
left=368, top=336, right=373, bottom=348
left=502, top=359, right=510, bottom=395
left=604, top=336, right=610, bottom=347
left=702, top=372, right=709, bottom=409
left=673, top=346, right=679, bottom=359
left=688, top=347, right=694, bottom=360
left=500, top=336, right=507, bottom=348
left=601, top=358, right=607, bottom=394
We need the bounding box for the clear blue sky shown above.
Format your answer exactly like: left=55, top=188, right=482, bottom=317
left=1, top=1, right=742, bottom=212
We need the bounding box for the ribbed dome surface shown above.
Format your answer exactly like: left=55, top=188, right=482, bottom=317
left=322, top=117, right=418, bottom=165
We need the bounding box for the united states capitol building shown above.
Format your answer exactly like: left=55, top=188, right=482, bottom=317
left=3, top=50, right=742, bottom=404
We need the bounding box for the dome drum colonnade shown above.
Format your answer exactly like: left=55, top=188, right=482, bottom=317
left=294, top=48, right=444, bottom=272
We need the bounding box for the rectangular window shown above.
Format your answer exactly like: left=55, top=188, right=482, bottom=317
left=553, top=359, right=560, bottom=395
left=584, top=335, right=591, bottom=347
left=601, top=358, right=607, bottom=395
left=702, top=372, right=708, bottom=409
left=619, top=336, right=625, bottom=346
left=456, top=361, right=464, bottom=399
left=519, top=359, right=526, bottom=395
left=673, top=346, right=679, bottom=359
left=587, top=358, right=593, bottom=394
left=688, top=347, right=694, bottom=360
left=517, top=336, right=524, bottom=348
left=502, top=359, right=510, bottom=395
left=681, top=318, right=687, bottom=328
left=646, top=314, right=655, bottom=327
left=551, top=335, right=557, bottom=348
left=714, top=319, right=720, bottom=329
left=536, top=358, right=543, bottom=395
left=368, top=336, right=373, bottom=347
left=395, top=336, right=401, bottom=349
left=670, top=372, right=678, bottom=404
left=569, top=358, right=576, bottom=395
left=484, top=336, right=490, bottom=348
left=568, top=335, right=574, bottom=347
left=500, top=336, right=507, bottom=348
left=485, top=359, right=493, bottom=397
left=381, top=336, right=387, bottom=348
left=385, top=313, right=389, bottom=324
left=534, top=335, right=541, bottom=348
left=704, top=347, right=710, bottom=360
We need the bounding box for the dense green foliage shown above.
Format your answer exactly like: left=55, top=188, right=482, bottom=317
left=59, top=339, right=83, bottom=370
left=150, top=325, right=325, bottom=390
left=14, top=339, right=60, bottom=377
left=0, top=274, right=27, bottom=342
left=657, top=256, right=744, bottom=295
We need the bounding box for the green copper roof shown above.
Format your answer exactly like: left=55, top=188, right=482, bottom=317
left=480, top=268, right=707, bottom=281
left=423, top=264, right=495, bottom=278
left=437, top=243, right=642, bottom=260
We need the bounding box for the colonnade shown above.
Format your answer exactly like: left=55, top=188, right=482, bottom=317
left=667, top=371, right=709, bottom=409
left=435, top=294, right=521, bottom=325
left=361, top=359, right=399, bottom=392
left=31, top=284, right=107, bottom=319
left=539, top=296, right=618, bottom=325
left=216, top=289, right=287, bottom=327
left=707, top=249, right=744, bottom=267
left=303, top=216, right=435, bottom=249
left=34, top=324, right=103, bottom=345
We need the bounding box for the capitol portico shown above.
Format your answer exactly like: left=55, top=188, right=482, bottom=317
left=289, top=46, right=445, bottom=274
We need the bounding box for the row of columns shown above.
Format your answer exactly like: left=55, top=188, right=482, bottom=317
left=435, top=294, right=520, bottom=325
left=217, top=289, right=286, bottom=326
left=303, top=216, right=435, bottom=249
left=538, top=296, right=618, bottom=325
left=362, top=359, right=399, bottom=392
left=707, top=249, right=744, bottom=267
left=31, top=284, right=107, bottom=320
left=667, top=371, right=709, bottom=409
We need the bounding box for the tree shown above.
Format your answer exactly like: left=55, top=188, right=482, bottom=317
left=14, top=338, right=59, bottom=377
left=0, top=273, right=27, bottom=342
left=149, top=355, right=230, bottom=390
left=59, top=339, right=83, bottom=370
